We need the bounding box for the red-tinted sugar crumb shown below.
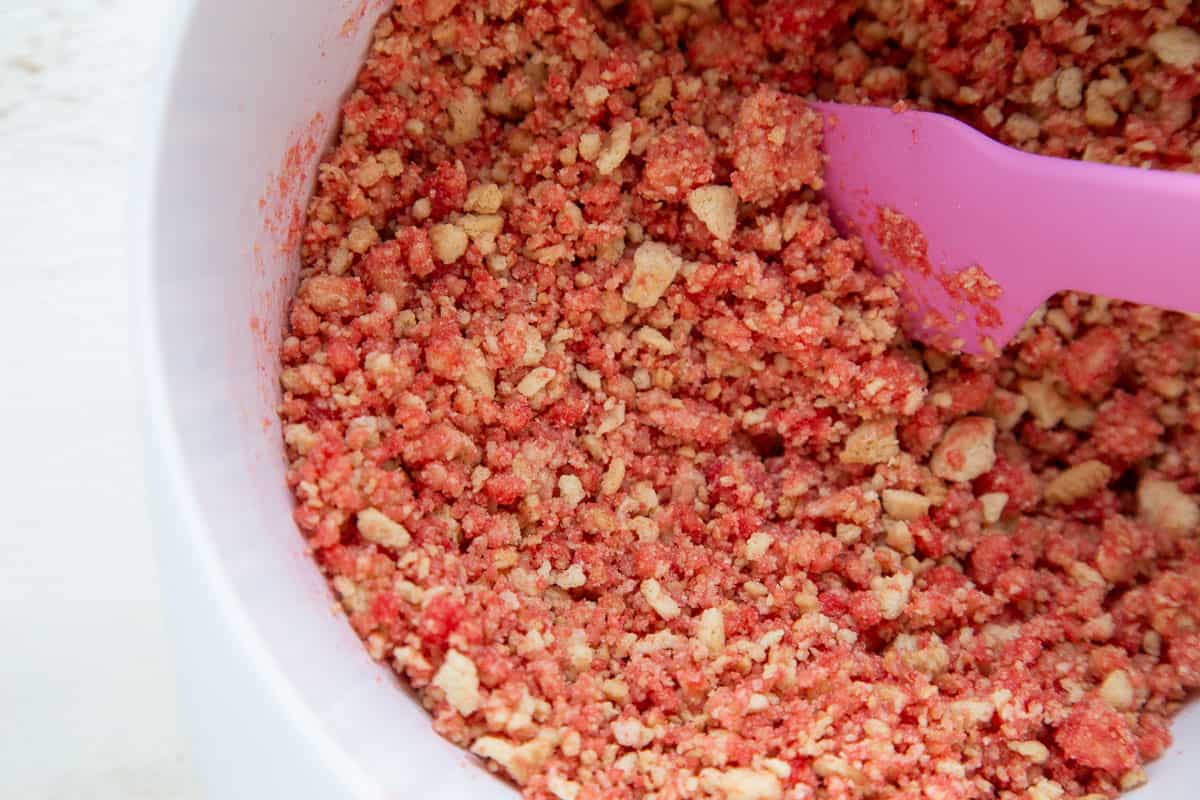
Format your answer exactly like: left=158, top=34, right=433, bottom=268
left=262, top=112, right=326, bottom=254
left=875, top=207, right=932, bottom=278
left=1055, top=701, right=1140, bottom=776
left=874, top=206, right=1006, bottom=346
left=278, top=3, right=1200, bottom=800
left=731, top=88, right=825, bottom=205
left=1062, top=327, right=1123, bottom=398
left=945, top=264, right=1004, bottom=330
left=639, top=125, right=715, bottom=203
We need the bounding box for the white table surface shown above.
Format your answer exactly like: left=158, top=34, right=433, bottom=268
left=0, top=1, right=202, bottom=796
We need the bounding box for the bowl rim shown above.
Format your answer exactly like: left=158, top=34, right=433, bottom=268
left=128, top=2, right=378, bottom=795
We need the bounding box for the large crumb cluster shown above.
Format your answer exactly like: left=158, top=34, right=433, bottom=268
left=278, top=2, right=1200, bottom=798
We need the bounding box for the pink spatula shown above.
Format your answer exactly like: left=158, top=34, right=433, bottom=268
left=813, top=102, right=1200, bottom=355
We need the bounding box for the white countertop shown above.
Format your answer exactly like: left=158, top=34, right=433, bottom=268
left=0, top=1, right=202, bottom=796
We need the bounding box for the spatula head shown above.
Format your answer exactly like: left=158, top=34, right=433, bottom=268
left=813, top=102, right=1049, bottom=356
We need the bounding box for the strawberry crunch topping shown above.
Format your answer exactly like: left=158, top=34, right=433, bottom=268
left=279, top=2, right=1200, bottom=798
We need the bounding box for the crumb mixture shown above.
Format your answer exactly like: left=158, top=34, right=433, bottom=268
left=277, top=2, right=1200, bottom=798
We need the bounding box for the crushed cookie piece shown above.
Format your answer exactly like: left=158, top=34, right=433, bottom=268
left=1045, top=460, right=1111, bottom=506
left=432, top=650, right=481, bottom=716
left=687, top=185, right=739, bottom=241
left=623, top=241, right=681, bottom=309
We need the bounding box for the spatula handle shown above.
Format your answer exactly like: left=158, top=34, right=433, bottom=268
left=1003, top=153, right=1200, bottom=316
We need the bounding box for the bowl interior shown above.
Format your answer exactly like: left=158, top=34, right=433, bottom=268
left=147, top=1, right=1197, bottom=797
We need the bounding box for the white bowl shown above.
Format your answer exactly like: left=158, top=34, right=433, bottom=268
left=133, top=1, right=498, bottom=797
left=133, top=1, right=1197, bottom=798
